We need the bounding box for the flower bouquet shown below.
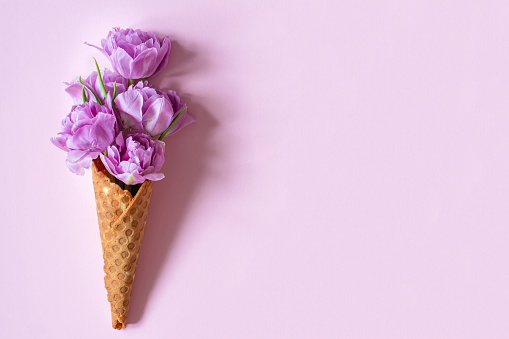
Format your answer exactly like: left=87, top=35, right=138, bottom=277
left=51, top=28, right=194, bottom=329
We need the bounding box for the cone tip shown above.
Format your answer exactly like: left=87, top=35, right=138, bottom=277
left=114, top=320, right=125, bottom=330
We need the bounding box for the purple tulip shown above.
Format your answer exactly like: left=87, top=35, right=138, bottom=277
left=51, top=102, right=118, bottom=175
left=114, top=81, right=193, bottom=139
left=164, top=90, right=195, bottom=138
left=65, top=69, right=128, bottom=105
left=87, top=28, right=171, bottom=80
left=100, top=132, right=165, bottom=185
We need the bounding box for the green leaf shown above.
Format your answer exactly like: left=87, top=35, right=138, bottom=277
left=81, top=85, right=88, bottom=103
left=94, top=58, right=107, bottom=98
left=79, top=76, right=103, bottom=105
left=112, top=82, right=117, bottom=101
left=159, top=106, right=187, bottom=140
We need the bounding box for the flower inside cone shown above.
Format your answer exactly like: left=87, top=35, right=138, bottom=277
left=50, top=27, right=193, bottom=330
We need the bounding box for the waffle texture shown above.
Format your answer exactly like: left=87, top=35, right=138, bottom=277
left=91, top=159, right=153, bottom=329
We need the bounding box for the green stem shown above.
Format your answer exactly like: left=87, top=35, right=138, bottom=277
left=112, top=82, right=117, bottom=101
left=79, top=76, right=103, bottom=105
left=159, top=106, right=187, bottom=140
left=81, top=86, right=88, bottom=103
left=94, top=58, right=108, bottom=98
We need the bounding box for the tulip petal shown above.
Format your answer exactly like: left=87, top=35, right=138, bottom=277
left=110, top=48, right=134, bottom=79
left=115, top=89, right=144, bottom=129
left=142, top=97, right=173, bottom=137
left=99, top=131, right=166, bottom=185
left=169, top=112, right=195, bottom=135
left=152, top=37, right=171, bottom=76
left=84, top=42, right=109, bottom=58
left=50, top=135, right=70, bottom=151
left=130, top=48, right=158, bottom=80
left=143, top=172, right=165, bottom=181
left=65, top=80, right=85, bottom=104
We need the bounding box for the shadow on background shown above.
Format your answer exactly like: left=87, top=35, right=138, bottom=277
left=128, top=40, right=217, bottom=324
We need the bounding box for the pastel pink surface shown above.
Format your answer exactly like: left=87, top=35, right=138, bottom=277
left=1, top=1, right=509, bottom=338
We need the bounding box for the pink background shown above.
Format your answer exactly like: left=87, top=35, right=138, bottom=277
left=1, top=0, right=509, bottom=338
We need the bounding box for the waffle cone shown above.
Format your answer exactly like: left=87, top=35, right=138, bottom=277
left=91, top=159, right=153, bottom=329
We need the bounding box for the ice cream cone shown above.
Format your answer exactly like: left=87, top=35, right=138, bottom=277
left=91, top=158, right=153, bottom=329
